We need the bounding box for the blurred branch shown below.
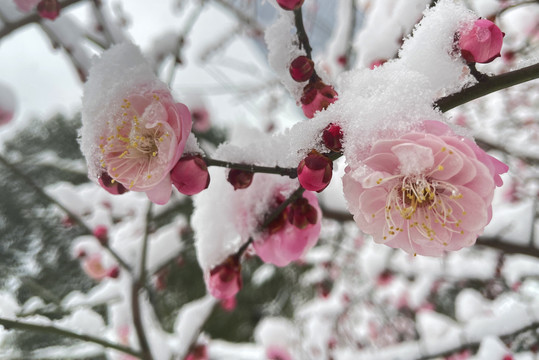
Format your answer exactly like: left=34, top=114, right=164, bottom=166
left=211, top=0, right=264, bottom=34
left=131, top=201, right=154, bottom=360
left=435, top=62, right=539, bottom=112
left=0, top=0, right=85, bottom=39
left=0, top=317, right=142, bottom=358
left=474, top=137, right=539, bottom=166
left=498, top=0, right=539, bottom=16
left=0, top=154, right=132, bottom=273
left=90, top=0, right=116, bottom=47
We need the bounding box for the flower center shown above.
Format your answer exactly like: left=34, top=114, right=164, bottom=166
left=376, top=173, right=466, bottom=248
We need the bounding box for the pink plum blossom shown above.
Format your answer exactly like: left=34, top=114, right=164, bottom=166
left=170, top=155, right=210, bottom=195
left=96, top=90, right=191, bottom=204
left=81, top=253, right=115, bottom=281
left=253, top=191, right=321, bottom=267
left=459, top=19, right=504, bottom=63
left=342, top=120, right=508, bottom=256
left=207, top=256, right=242, bottom=300
left=300, top=81, right=338, bottom=119
left=297, top=151, right=333, bottom=192
left=13, top=0, right=40, bottom=12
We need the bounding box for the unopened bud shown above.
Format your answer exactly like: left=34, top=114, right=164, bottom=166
left=92, top=225, right=108, bottom=246
left=297, top=151, right=333, bottom=192
left=322, top=123, right=343, bottom=152
left=208, top=256, right=242, bottom=300
left=37, top=0, right=60, bottom=20
left=289, top=56, right=314, bottom=82
left=227, top=169, right=254, bottom=190
left=170, top=155, right=210, bottom=195
left=276, top=0, right=304, bottom=11
left=107, top=266, right=120, bottom=279
left=458, top=19, right=504, bottom=64
left=288, top=196, right=318, bottom=229
left=301, top=81, right=338, bottom=119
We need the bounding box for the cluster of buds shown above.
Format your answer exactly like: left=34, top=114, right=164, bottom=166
left=15, top=0, right=60, bottom=20
left=207, top=255, right=242, bottom=300
left=170, top=155, right=210, bottom=195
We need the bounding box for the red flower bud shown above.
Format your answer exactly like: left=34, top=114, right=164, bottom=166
left=170, top=155, right=210, bottom=195
left=107, top=266, right=120, bottom=279
left=98, top=172, right=129, bottom=195
left=227, top=169, right=254, bottom=190
left=208, top=256, right=242, bottom=300
left=37, top=0, right=60, bottom=20
left=458, top=19, right=504, bottom=64
left=301, top=81, right=338, bottom=119
left=92, top=225, right=108, bottom=246
left=322, top=123, right=343, bottom=152
left=297, top=151, right=333, bottom=192
left=289, top=56, right=314, bottom=82
left=288, top=196, right=318, bottom=229
left=276, top=0, right=304, bottom=11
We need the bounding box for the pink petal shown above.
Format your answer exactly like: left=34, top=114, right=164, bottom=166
left=145, top=176, right=172, bottom=205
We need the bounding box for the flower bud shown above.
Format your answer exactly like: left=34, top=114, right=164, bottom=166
left=207, top=256, right=242, bottom=300
left=287, top=196, right=318, bottom=229
left=98, top=172, right=129, bottom=195
left=322, top=123, right=343, bottom=152
left=107, top=266, right=120, bottom=279
left=227, top=169, right=254, bottom=190
left=37, top=0, right=60, bottom=20
left=297, top=151, right=333, bottom=192
left=458, top=19, right=504, bottom=64
left=300, top=81, right=338, bottom=119
left=185, top=345, right=208, bottom=360
left=276, top=0, right=304, bottom=11
left=92, top=225, right=108, bottom=246
left=170, top=155, right=210, bottom=195
left=289, top=56, right=314, bottom=82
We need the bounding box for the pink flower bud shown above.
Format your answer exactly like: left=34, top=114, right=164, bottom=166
left=300, top=81, right=338, bottom=119
left=107, top=266, right=120, bottom=279
left=92, top=225, right=108, bottom=246
left=37, top=0, right=60, bottom=20
left=458, top=19, right=504, bottom=63
left=98, top=172, right=129, bottom=195
left=322, top=123, right=343, bottom=152
left=289, top=56, right=314, bottom=82
left=207, top=256, right=242, bottom=300
left=220, top=296, right=237, bottom=312
left=276, top=0, right=304, bottom=11
left=227, top=169, right=254, bottom=190
left=266, top=346, right=292, bottom=360
left=170, top=155, right=210, bottom=195
left=191, top=108, right=211, bottom=133
left=287, top=197, right=318, bottom=229
left=297, top=151, right=333, bottom=192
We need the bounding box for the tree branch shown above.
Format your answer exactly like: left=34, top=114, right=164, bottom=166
left=293, top=7, right=312, bottom=59
left=435, top=62, right=539, bottom=112
left=0, top=316, right=142, bottom=358
left=204, top=157, right=298, bottom=178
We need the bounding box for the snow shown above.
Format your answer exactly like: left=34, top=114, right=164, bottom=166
left=173, top=295, right=216, bottom=357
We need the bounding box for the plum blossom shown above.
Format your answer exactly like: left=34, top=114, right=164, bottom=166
left=206, top=255, right=242, bottom=300
left=342, top=120, right=508, bottom=256
left=253, top=191, right=321, bottom=266
left=300, top=81, right=338, bottom=119
left=13, top=0, right=40, bottom=12
left=80, top=43, right=192, bottom=205
left=459, top=19, right=504, bottom=63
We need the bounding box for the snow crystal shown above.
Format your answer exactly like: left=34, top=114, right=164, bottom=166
left=173, top=295, right=216, bottom=357
left=416, top=311, right=462, bottom=354
left=80, top=43, right=170, bottom=180
left=192, top=167, right=299, bottom=272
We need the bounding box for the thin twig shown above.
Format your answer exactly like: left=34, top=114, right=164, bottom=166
left=130, top=201, right=154, bottom=360
left=293, top=7, right=312, bottom=59
left=435, top=62, right=539, bottom=112
left=0, top=154, right=133, bottom=272
left=0, top=316, right=142, bottom=358
left=204, top=157, right=298, bottom=178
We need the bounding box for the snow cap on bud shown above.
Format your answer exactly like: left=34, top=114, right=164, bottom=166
left=92, top=225, right=108, bottom=246
left=37, top=0, right=60, bottom=20
left=322, top=123, right=343, bottom=152
left=170, top=155, right=210, bottom=195
left=207, top=256, right=242, bottom=300
left=297, top=150, right=333, bottom=192
left=98, top=172, right=129, bottom=195
left=276, top=0, right=304, bottom=11
left=289, top=56, right=314, bottom=82
left=301, top=81, right=338, bottom=119
left=459, top=19, right=504, bottom=63
left=227, top=169, right=254, bottom=190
